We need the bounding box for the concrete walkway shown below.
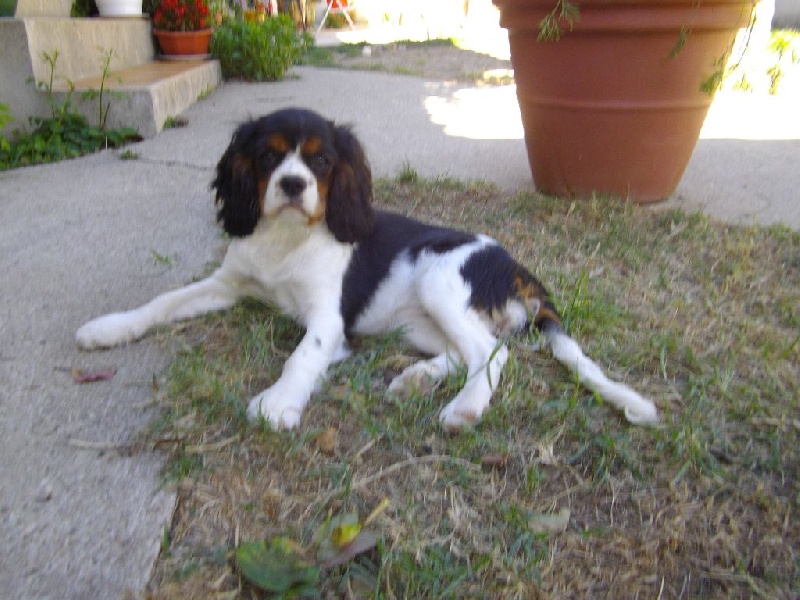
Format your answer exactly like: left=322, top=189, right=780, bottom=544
left=1, top=58, right=798, bottom=598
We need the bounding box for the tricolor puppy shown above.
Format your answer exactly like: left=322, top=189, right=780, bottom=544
left=77, top=108, right=658, bottom=430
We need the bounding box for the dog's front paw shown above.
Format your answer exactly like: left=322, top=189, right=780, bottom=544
left=439, top=401, right=481, bottom=431
left=438, top=388, right=490, bottom=432
left=76, top=312, right=145, bottom=350
left=246, top=384, right=306, bottom=430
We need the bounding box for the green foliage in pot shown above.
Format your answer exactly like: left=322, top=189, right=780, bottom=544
left=526, top=0, right=757, bottom=92
left=536, top=0, right=755, bottom=48
left=0, top=0, right=17, bottom=17
left=210, top=15, right=311, bottom=82
left=70, top=0, right=98, bottom=16
left=537, top=0, right=580, bottom=41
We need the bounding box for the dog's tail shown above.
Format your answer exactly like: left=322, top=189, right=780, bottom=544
left=514, top=266, right=658, bottom=425
left=535, top=315, right=658, bottom=425
left=478, top=251, right=659, bottom=425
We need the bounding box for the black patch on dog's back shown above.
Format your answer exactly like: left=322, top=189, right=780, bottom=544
left=461, top=245, right=562, bottom=330
left=341, top=211, right=475, bottom=334
left=460, top=244, right=519, bottom=313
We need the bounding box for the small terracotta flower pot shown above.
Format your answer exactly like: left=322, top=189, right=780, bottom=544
left=153, top=27, right=214, bottom=57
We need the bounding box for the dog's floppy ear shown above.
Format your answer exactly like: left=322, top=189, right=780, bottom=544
left=326, top=124, right=375, bottom=243
left=212, top=121, right=261, bottom=237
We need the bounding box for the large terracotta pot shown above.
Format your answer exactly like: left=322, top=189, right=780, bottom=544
left=493, top=0, right=756, bottom=203
left=153, top=28, right=213, bottom=57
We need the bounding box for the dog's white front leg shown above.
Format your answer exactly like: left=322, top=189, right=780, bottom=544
left=247, top=312, right=345, bottom=429
left=76, top=274, right=240, bottom=349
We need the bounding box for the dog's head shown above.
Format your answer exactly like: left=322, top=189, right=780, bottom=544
left=212, top=108, right=375, bottom=243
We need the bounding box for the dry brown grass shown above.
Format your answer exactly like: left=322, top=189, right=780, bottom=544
left=140, top=177, right=799, bottom=599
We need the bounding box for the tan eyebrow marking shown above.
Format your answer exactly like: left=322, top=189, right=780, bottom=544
left=266, top=133, right=290, bottom=154
left=301, top=136, right=322, bottom=156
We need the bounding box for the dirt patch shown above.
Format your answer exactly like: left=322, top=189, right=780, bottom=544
left=305, top=40, right=513, bottom=83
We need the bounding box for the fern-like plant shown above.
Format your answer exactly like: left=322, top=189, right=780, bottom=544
left=210, top=15, right=310, bottom=82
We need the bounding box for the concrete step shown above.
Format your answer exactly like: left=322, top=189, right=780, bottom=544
left=18, top=17, right=155, bottom=83
left=1, top=17, right=221, bottom=139
left=54, top=60, right=222, bottom=138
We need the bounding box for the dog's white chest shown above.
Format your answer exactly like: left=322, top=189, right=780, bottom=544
left=222, top=223, right=352, bottom=325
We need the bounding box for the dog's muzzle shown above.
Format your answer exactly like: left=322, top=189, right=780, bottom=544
left=279, top=176, right=307, bottom=200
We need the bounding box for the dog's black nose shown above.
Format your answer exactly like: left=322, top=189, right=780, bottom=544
left=279, top=176, right=307, bottom=197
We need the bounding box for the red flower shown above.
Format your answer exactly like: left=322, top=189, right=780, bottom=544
left=153, top=0, right=210, bottom=32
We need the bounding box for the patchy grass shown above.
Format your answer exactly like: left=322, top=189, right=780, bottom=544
left=143, top=177, right=799, bottom=598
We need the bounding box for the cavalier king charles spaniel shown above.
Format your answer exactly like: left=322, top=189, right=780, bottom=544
left=77, top=108, right=658, bottom=430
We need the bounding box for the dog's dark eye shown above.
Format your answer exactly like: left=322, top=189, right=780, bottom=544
left=259, top=150, right=282, bottom=171
left=310, top=154, right=330, bottom=173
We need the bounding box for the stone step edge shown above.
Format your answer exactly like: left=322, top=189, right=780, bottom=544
left=50, top=59, right=222, bottom=138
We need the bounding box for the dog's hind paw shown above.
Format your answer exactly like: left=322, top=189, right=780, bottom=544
left=623, top=401, right=659, bottom=426
left=387, top=367, right=439, bottom=398
left=387, top=355, right=454, bottom=399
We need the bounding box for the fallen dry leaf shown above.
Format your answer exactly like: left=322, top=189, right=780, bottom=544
left=314, top=500, right=389, bottom=569
left=318, top=530, right=379, bottom=569
left=235, top=537, right=319, bottom=595
left=315, top=427, right=338, bottom=455
left=529, top=508, right=570, bottom=534
left=72, top=368, right=116, bottom=384
left=480, top=453, right=509, bottom=469
left=536, top=442, right=559, bottom=466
